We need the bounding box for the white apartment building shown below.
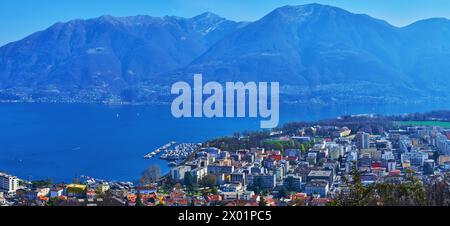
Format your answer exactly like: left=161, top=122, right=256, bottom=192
left=436, top=133, right=450, bottom=155
left=0, top=173, right=19, bottom=194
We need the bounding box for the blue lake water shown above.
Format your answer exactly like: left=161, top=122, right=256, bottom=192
left=1, top=102, right=450, bottom=182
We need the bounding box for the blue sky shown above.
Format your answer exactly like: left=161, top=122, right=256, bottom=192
left=1, top=0, right=450, bottom=46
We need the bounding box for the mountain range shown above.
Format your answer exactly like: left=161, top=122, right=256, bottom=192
left=1, top=3, right=450, bottom=104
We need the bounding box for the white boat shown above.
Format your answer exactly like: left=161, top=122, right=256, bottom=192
left=144, top=141, right=177, bottom=159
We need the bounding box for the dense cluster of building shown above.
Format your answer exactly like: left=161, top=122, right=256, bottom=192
left=167, top=124, right=450, bottom=206
left=2, top=122, right=450, bottom=206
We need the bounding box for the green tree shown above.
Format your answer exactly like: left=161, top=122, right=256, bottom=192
left=331, top=167, right=375, bottom=206
left=31, top=180, right=52, bottom=188
left=161, top=177, right=176, bottom=193
left=251, top=177, right=265, bottom=195
left=284, top=176, right=298, bottom=192
left=373, top=169, right=425, bottom=206
left=300, top=144, right=307, bottom=155
left=332, top=167, right=427, bottom=206
left=46, top=197, right=60, bottom=206
left=184, top=172, right=197, bottom=193
left=278, top=187, right=290, bottom=198
left=274, top=142, right=283, bottom=151
left=135, top=190, right=144, bottom=206
left=199, top=174, right=217, bottom=188
left=211, top=186, right=219, bottom=195
left=425, top=173, right=450, bottom=206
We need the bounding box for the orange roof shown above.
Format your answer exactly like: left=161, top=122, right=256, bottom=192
left=127, top=194, right=137, bottom=202
left=38, top=196, right=49, bottom=201
left=178, top=200, right=188, bottom=205
left=292, top=193, right=308, bottom=198
left=207, top=195, right=222, bottom=202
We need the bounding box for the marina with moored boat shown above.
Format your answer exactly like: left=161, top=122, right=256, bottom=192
left=159, top=143, right=201, bottom=161
left=144, top=142, right=201, bottom=167
left=143, top=141, right=176, bottom=159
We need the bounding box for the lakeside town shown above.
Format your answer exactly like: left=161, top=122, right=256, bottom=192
left=2, top=111, right=450, bottom=206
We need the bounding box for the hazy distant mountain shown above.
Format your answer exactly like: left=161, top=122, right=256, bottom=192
left=178, top=4, right=450, bottom=104
left=400, top=18, right=450, bottom=92
left=0, top=12, right=245, bottom=102
left=0, top=3, right=450, bottom=104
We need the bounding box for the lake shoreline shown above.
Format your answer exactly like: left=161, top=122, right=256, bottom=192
left=1, top=102, right=450, bottom=182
